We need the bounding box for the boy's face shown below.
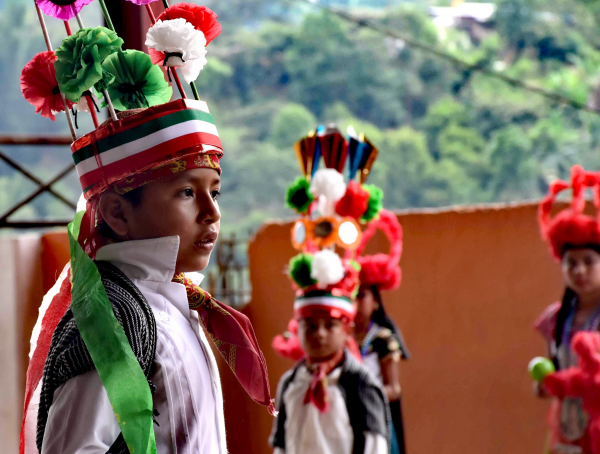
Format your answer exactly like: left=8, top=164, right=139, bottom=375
left=297, top=310, right=348, bottom=361
left=102, top=167, right=221, bottom=273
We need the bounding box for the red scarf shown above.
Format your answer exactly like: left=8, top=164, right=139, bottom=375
left=172, top=273, right=276, bottom=415
left=303, top=349, right=345, bottom=413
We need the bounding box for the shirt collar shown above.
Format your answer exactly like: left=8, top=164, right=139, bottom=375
left=95, top=236, right=204, bottom=285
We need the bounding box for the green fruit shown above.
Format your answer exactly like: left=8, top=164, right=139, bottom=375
left=528, top=357, right=555, bottom=382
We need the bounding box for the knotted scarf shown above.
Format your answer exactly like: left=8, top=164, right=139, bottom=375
left=172, top=273, right=276, bottom=415
left=303, top=349, right=345, bottom=413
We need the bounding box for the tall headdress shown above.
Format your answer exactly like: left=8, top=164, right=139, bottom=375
left=20, top=4, right=274, bottom=454
left=539, top=165, right=600, bottom=260
left=273, top=125, right=384, bottom=359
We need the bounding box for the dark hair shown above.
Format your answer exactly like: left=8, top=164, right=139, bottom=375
left=121, top=186, right=145, bottom=206
left=562, top=243, right=600, bottom=258
left=553, top=286, right=577, bottom=369
left=369, top=286, right=399, bottom=335
left=556, top=245, right=599, bottom=369
left=96, top=186, right=145, bottom=240
left=368, top=285, right=411, bottom=359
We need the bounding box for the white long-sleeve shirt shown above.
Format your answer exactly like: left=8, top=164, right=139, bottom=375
left=272, top=362, right=388, bottom=454
left=41, top=236, right=226, bottom=454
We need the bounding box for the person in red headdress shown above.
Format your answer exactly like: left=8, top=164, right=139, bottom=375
left=533, top=165, right=600, bottom=454
left=353, top=209, right=410, bottom=454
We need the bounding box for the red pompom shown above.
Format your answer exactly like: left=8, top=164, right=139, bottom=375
left=355, top=209, right=403, bottom=290
left=272, top=319, right=304, bottom=361
left=359, top=254, right=402, bottom=291
left=21, top=51, right=73, bottom=121
left=544, top=210, right=600, bottom=260
left=335, top=180, right=370, bottom=219
left=538, top=166, right=600, bottom=260
left=157, top=3, right=222, bottom=45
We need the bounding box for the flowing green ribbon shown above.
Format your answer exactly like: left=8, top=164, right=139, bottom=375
left=68, top=212, right=157, bottom=454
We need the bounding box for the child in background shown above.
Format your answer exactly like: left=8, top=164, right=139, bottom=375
left=534, top=165, right=600, bottom=454
left=270, top=250, right=389, bottom=454
left=270, top=125, right=391, bottom=454
left=354, top=208, right=411, bottom=454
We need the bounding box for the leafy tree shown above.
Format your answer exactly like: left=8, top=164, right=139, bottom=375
left=5, top=0, right=600, bottom=232
left=270, top=103, right=317, bottom=148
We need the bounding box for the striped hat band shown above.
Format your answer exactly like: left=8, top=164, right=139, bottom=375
left=294, top=291, right=355, bottom=319
left=71, top=99, right=222, bottom=199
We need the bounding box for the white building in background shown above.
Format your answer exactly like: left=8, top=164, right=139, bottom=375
left=429, top=0, right=496, bottom=43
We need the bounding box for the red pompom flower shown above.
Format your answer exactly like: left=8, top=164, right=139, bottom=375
left=21, top=51, right=74, bottom=121
left=157, top=3, right=221, bottom=45
left=335, top=180, right=370, bottom=219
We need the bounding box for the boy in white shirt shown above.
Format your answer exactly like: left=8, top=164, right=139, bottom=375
left=270, top=251, right=389, bottom=454
left=21, top=92, right=274, bottom=454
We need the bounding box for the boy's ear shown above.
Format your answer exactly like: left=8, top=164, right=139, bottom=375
left=98, top=192, right=132, bottom=237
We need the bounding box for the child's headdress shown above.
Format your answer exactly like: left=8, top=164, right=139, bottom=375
left=20, top=5, right=275, bottom=454
left=272, top=125, right=384, bottom=360
left=286, top=125, right=385, bottom=320
left=21, top=2, right=224, bottom=208
left=539, top=165, right=600, bottom=260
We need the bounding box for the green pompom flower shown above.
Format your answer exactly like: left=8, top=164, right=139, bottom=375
left=101, top=50, right=173, bottom=111
left=362, top=184, right=384, bottom=222
left=286, top=177, right=314, bottom=214
left=289, top=253, right=316, bottom=288
left=93, top=70, right=115, bottom=94
left=54, top=27, right=123, bottom=103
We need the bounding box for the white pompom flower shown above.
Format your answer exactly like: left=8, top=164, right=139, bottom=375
left=180, top=57, right=208, bottom=85
left=145, top=18, right=208, bottom=83
left=310, top=168, right=346, bottom=217
left=310, top=168, right=346, bottom=201
left=310, top=249, right=345, bottom=288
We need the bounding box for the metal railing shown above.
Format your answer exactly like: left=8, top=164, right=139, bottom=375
left=207, top=232, right=253, bottom=309
left=0, top=136, right=253, bottom=306
left=0, top=135, right=76, bottom=228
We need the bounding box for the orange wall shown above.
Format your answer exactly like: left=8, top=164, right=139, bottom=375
left=40, top=231, right=70, bottom=294
left=25, top=203, right=560, bottom=453
left=219, top=202, right=560, bottom=454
